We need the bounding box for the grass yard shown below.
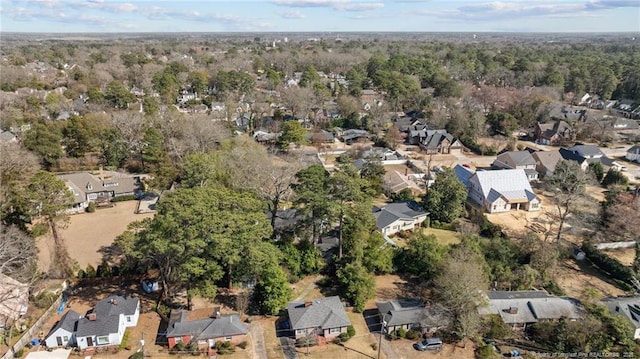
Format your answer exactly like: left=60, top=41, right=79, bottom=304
left=421, top=227, right=461, bottom=246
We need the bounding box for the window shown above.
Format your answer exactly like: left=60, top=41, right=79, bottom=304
left=63, top=336, right=69, bottom=342
left=127, top=317, right=131, bottom=322
left=329, top=327, right=341, bottom=334
left=175, top=337, right=182, bottom=344
left=96, top=336, right=109, bottom=345
left=296, top=329, right=305, bottom=335
left=225, top=337, right=232, bottom=341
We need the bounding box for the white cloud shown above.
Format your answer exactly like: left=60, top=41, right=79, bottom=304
left=272, top=0, right=383, bottom=12
left=281, top=10, right=306, bottom=18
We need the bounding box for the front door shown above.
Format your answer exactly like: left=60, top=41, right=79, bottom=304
left=57, top=337, right=63, bottom=346
left=87, top=337, right=93, bottom=347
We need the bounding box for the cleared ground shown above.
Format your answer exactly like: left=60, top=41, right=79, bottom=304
left=37, top=201, right=154, bottom=273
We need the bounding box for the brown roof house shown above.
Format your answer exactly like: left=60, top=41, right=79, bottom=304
left=492, top=151, right=538, bottom=181
left=534, top=120, right=575, bottom=146
left=287, top=296, right=351, bottom=340
left=532, top=150, right=562, bottom=179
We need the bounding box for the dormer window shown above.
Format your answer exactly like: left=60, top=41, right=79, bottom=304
left=86, top=183, right=92, bottom=190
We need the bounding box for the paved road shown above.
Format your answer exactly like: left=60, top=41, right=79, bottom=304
left=249, top=322, right=268, bottom=359
left=279, top=337, right=298, bottom=359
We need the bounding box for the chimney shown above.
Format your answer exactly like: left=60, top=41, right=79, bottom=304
left=88, top=313, right=97, bottom=321
left=507, top=307, right=518, bottom=314
left=112, top=298, right=118, bottom=305
left=304, top=301, right=313, bottom=307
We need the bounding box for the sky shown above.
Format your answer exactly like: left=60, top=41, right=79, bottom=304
left=1, top=0, right=639, bottom=33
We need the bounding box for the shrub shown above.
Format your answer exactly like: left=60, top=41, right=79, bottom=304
left=295, top=337, right=318, bottom=347
left=237, top=341, right=248, bottom=349
left=215, top=340, right=235, bottom=354
left=119, top=330, right=130, bottom=350
left=405, top=329, right=421, bottom=340
left=396, top=328, right=406, bottom=339
left=85, top=264, right=96, bottom=278
left=370, top=343, right=378, bottom=351
left=111, top=194, right=137, bottom=202
left=128, top=353, right=144, bottom=359
left=96, top=262, right=111, bottom=278
left=13, top=349, right=24, bottom=358
left=30, top=223, right=48, bottom=237
left=33, top=291, right=58, bottom=308
left=347, top=325, right=355, bottom=338
left=77, top=269, right=86, bottom=279
left=338, top=332, right=351, bottom=342
left=483, top=315, right=511, bottom=339
left=86, top=202, right=96, bottom=213
left=582, top=241, right=634, bottom=291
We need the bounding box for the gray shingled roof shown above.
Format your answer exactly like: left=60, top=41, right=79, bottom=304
left=46, top=310, right=81, bottom=338
left=76, top=295, right=139, bottom=338
left=287, top=296, right=351, bottom=331
left=373, top=202, right=428, bottom=230
left=568, top=145, right=604, bottom=158
left=376, top=298, right=424, bottom=327
left=496, top=151, right=536, bottom=167
left=627, top=145, right=640, bottom=155
left=479, top=290, right=585, bottom=325
left=602, top=296, right=640, bottom=330
left=166, top=311, right=247, bottom=339
left=532, top=151, right=562, bottom=172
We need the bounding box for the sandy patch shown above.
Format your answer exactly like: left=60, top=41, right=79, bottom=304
left=37, top=201, right=154, bottom=273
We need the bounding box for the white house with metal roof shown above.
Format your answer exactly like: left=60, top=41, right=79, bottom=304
left=462, top=168, right=540, bottom=213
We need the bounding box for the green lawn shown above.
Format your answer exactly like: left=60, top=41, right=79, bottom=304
left=421, top=227, right=460, bottom=246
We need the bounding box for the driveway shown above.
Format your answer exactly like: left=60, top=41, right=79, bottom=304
left=249, top=321, right=268, bottom=359
left=362, top=309, right=400, bottom=359
left=279, top=337, right=298, bottom=359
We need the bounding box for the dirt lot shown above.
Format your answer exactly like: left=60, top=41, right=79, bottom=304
left=37, top=201, right=154, bottom=273
left=603, top=248, right=636, bottom=267
left=555, top=259, right=626, bottom=299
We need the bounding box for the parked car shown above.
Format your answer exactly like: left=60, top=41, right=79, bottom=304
left=413, top=337, right=443, bottom=351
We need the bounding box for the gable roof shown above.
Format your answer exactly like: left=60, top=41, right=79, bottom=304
left=532, top=150, right=562, bottom=170
left=479, top=290, right=585, bottom=325
left=421, top=130, right=456, bottom=150
left=376, top=298, right=424, bottom=327
left=76, top=295, right=139, bottom=338
left=559, top=148, right=588, bottom=164
left=454, top=164, right=474, bottom=188
left=47, top=310, right=81, bottom=337
left=166, top=310, right=247, bottom=339
left=568, top=145, right=604, bottom=158
left=58, top=171, right=138, bottom=199
left=536, top=120, right=573, bottom=140
left=287, top=296, right=351, bottom=331
left=373, top=202, right=428, bottom=229
left=627, top=145, right=640, bottom=155
left=496, top=151, right=536, bottom=167
left=472, top=169, right=537, bottom=204
left=602, top=296, right=640, bottom=329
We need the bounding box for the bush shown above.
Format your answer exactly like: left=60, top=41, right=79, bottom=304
left=33, top=291, right=58, bottom=308
left=295, top=336, right=318, bottom=347
left=119, top=330, right=130, bottom=350
left=483, top=315, right=511, bottom=339
left=337, top=332, right=351, bottom=342
left=111, top=194, right=137, bottom=202
left=370, top=343, right=378, bottom=351
left=85, top=264, right=96, bottom=278
left=96, top=262, right=111, bottom=278
left=128, top=353, right=144, bottom=359
left=13, top=349, right=24, bottom=358
left=77, top=269, right=86, bottom=279
left=405, top=329, right=421, bottom=340
left=86, top=202, right=96, bottom=213
left=215, top=341, right=235, bottom=355
left=347, top=325, right=355, bottom=338
left=237, top=341, right=248, bottom=349
left=582, top=241, right=634, bottom=291
left=396, top=328, right=406, bottom=338
left=30, top=223, right=49, bottom=237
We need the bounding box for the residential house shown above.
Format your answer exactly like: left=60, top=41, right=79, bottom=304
left=458, top=168, right=540, bottom=213
left=548, top=105, right=587, bottom=122
left=0, top=274, right=29, bottom=329
left=492, top=151, right=538, bottom=181
left=57, top=171, right=140, bottom=213
left=252, top=130, right=280, bottom=144
left=376, top=298, right=424, bottom=333
left=307, top=130, right=335, bottom=144
left=626, top=145, right=640, bottom=163
left=614, top=99, right=640, bottom=119
left=340, top=129, right=371, bottom=145
left=419, top=130, right=463, bottom=155
left=532, top=150, right=562, bottom=179
left=559, top=148, right=590, bottom=171
left=568, top=145, right=604, bottom=160
left=602, top=296, right=640, bottom=339
left=287, top=296, right=351, bottom=340
left=45, top=310, right=82, bottom=348
left=534, top=120, right=576, bottom=146
left=76, top=295, right=140, bottom=350
left=166, top=310, right=248, bottom=350
left=373, top=202, right=429, bottom=236
left=478, top=290, right=585, bottom=330
left=383, top=170, right=425, bottom=197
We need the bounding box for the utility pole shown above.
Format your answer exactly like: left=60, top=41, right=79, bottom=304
left=377, top=314, right=387, bottom=359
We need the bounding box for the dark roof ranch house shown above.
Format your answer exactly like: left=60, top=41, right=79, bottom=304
left=45, top=310, right=82, bottom=348
left=287, top=296, right=351, bottom=340
left=75, top=295, right=140, bottom=351
left=166, top=310, right=248, bottom=352
left=492, top=151, right=538, bottom=181
left=373, top=202, right=428, bottom=236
